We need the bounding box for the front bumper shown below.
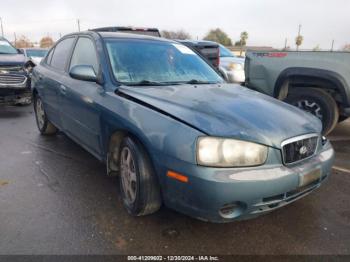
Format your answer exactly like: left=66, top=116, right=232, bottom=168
left=0, top=73, right=31, bottom=105
left=155, top=142, right=334, bottom=222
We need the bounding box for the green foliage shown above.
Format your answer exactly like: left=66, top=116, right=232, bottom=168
left=161, top=30, right=192, bottom=40
left=203, top=28, right=232, bottom=46
left=240, top=31, right=249, bottom=46
left=313, top=44, right=321, bottom=51
left=343, top=44, right=350, bottom=51
left=295, top=35, right=303, bottom=47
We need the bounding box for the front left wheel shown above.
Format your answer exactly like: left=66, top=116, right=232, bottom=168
left=34, top=95, right=58, bottom=135
left=118, top=137, right=161, bottom=216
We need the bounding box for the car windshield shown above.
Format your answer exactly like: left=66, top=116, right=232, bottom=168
left=219, top=45, right=235, bottom=58
left=0, top=40, right=18, bottom=54
left=105, top=39, right=223, bottom=85
left=26, top=49, right=48, bottom=58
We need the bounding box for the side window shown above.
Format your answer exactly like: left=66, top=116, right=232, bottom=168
left=45, top=48, right=54, bottom=65
left=70, top=37, right=99, bottom=74
left=50, top=37, right=75, bottom=71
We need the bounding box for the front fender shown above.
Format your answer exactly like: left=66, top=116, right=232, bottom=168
left=100, top=92, right=204, bottom=165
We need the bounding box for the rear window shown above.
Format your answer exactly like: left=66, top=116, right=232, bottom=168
left=26, top=49, right=48, bottom=58
left=50, top=38, right=75, bottom=71
left=219, top=45, right=235, bottom=57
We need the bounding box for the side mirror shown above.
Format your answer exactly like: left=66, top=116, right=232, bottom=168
left=17, top=49, right=23, bottom=54
left=69, top=65, right=97, bottom=82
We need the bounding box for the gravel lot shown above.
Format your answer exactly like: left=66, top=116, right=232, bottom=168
left=0, top=105, right=349, bottom=255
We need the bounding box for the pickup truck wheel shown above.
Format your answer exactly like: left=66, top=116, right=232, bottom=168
left=285, top=88, right=339, bottom=135
left=34, top=95, right=58, bottom=135
left=118, top=137, right=161, bottom=216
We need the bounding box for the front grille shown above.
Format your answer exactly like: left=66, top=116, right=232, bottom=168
left=282, top=134, right=318, bottom=165
left=0, top=74, right=27, bottom=85
left=0, top=65, right=23, bottom=72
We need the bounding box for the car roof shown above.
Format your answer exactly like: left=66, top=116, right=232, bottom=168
left=97, top=31, right=172, bottom=42
left=63, top=31, right=174, bottom=44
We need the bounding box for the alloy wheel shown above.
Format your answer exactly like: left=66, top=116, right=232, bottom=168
left=295, top=99, right=323, bottom=120
left=120, top=147, right=137, bottom=205
left=36, top=98, right=45, bottom=129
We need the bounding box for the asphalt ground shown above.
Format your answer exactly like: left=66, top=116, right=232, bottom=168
left=0, top=105, right=349, bottom=255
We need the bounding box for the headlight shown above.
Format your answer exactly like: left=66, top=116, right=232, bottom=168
left=197, top=137, right=268, bottom=167
left=227, top=62, right=243, bottom=71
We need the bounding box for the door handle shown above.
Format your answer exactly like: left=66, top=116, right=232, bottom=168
left=59, top=84, right=67, bottom=94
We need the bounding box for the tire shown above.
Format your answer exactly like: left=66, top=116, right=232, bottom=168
left=285, top=88, right=339, bottom=135
left=33, top=94, right=58, bottom=135
left=118, top=136, right=161, bottom=216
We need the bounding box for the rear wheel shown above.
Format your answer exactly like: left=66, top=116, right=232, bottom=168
left=34, top=95, right=58, bottom=135
left=285, top=88, right=339, bottom=135
left=117, top=137, right=161, bottom=216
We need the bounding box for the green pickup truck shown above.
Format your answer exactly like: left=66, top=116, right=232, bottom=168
left=245, top=51, right=350, bottom=134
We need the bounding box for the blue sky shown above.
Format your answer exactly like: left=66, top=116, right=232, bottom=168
left=1, top=0, right=349, bottom=50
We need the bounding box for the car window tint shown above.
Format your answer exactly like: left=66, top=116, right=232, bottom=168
left=50, top=37, right=75, bottom=71
left=45, top=48, right=54, bottom=65
left=70, top=37, right=99, bottom=74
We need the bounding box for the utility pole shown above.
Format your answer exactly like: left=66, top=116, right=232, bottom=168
left=77, top=19, right=80, bottom=32
left=284, top=38, right=288, bottom=49
left=0, top=17, right=4, bottom=37
left=331, top=40, right=334, bottom=51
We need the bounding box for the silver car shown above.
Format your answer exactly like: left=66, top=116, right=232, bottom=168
left=218, top=44, right=245, bottom=83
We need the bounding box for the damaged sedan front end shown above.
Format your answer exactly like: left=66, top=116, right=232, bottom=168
left=0, top=37, right=32, bottom=105
left=31, top=31, right=334, bottom=222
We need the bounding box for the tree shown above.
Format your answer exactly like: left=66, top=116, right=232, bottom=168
left=239, top=31, right=249, bottom=56
left=161, top=30, right=192, bottom=40
left=342, top=44, right=350, bottom=51
left=15, top=35, right=33, bottom=48
left=40, top=36, right=54, bottom=48
left=295, top=35, right=303, bottom=51
left=313, top=44, right=321, bottom=51
left=203, top=28, right=232, bottom=46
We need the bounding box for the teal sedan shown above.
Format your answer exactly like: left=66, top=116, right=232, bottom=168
left=31, top=31, right=334, bottom=222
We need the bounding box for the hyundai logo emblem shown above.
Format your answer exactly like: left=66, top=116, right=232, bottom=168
left=299, top=146, right=308, bottom=155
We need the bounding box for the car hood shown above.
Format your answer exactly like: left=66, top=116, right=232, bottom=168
left=118, top=84, right=322, bottom=148
left=0, top=54, right=26, bottom=66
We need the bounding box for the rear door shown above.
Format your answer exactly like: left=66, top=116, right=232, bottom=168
left=36, top=37, right=75, bottom=128
left=60, top=36, right=102, bottom=157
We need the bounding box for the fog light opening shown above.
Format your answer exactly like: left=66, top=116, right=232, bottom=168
left=219, top=202, right=246, bottom=219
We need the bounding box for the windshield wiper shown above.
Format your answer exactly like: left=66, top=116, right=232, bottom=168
left=122, top=80, right=167, bottom=86
left=184, top=79, right=217, bottom=85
